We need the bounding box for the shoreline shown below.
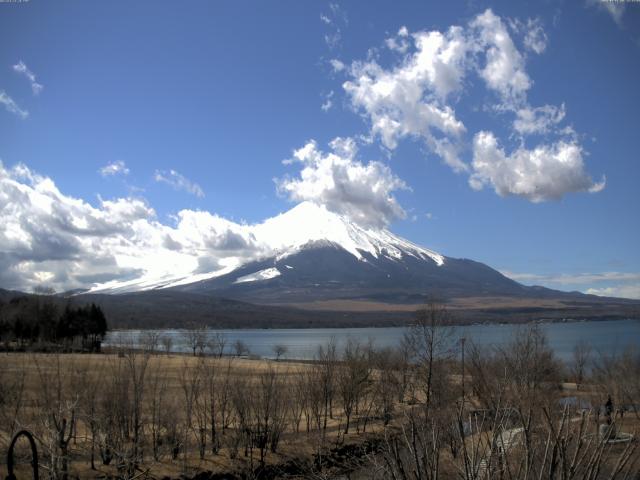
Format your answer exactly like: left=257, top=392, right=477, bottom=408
left=104, top=316, right=640, bottom=332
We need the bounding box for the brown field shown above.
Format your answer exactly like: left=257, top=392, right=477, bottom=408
left=1, top=320, right=639, bottom=480
left=0, top=351, right=394, bottom=479
left=273, top=296, right=570, bottom=312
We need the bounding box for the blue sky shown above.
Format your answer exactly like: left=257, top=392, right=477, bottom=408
left=1, top=0, right=639, bottom=297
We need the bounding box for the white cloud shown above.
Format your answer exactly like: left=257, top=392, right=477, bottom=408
left=344, top=25, right=469, bottom=172
left=0, top=91, right=28, bottom=119
left=385, top=26, right=411, bottom=53
left=502, top=271, right=640, bottom=285
left=509, top=18, right=548, bottom=55
left=513, top=104, right=566, bottom=135
left=342, top=10, right=535, bottom=172
left=470, top=10, right=531, bottom=106
left=329, top=58, right=345, bottom=72
left=154, top=169, right=205, bottom=198
left=12, top=61, right=43, bottom=95
left=0, top=161, right=264, bottom=292
left=276, top=138, right=408, bottom=228
left=321, top=3, right=347, bottom=50
left=523, top=19, right=548, bottom=54
left=469, top=131, right=605, bottom=201
left=99, top=160, right=130, bottom=177
left=502, top=270, right=640, bottom=299
left=586, top=284, right=640, bottom=300
left=341, top=10, right=602, bottom=202
left=321, top=90, right=334, bottom=112
left=586, top=0, right=626, bottom=27
left=0, top=156, right=408, bottom=292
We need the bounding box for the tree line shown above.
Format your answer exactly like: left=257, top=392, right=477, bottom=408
left=0, top=294, right=108, bottom=351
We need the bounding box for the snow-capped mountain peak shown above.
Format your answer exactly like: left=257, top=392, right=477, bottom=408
left=255, top=201, right=444, bottom=266
left=89, top=201, right=443, bottom=294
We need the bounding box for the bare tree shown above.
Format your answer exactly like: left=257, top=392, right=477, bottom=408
left=183, top=325, right=207, bottom=356
left=206, top=331, right=227, bottom=358
left=338, top=339, right=370, bottom=434
left=201, top=356, right=221, bottom=454
left=79, top=361, right=104, bottom=470
left=404, top=300, right=455, bottom=409
left=140, top=331, right=160, bottom=354
left=252, top=367, right=289, bottom=464
left=216, top=358, right=235, bottom=433
left=592, top=345, right=640, bottom=420
left=372, top=347, right=399, bottom=425
left=273, top=343, right=288, bottom=361
left=160, top=334, right=173, bottom=355
left=179, top=358, right=201, bottom=471
left=230, top=374, right=252, bottom=461
left=289, top=367, right=308, bottom=433
left=148, top=358, right=170, bottom=461
left=193, top=359, right=209, bottom=460
left=233, top=339, right=250, bottom=357
left=33, top=354, right=80, bottom=480
left=478, top=325, right=562, bottom=478
left=571, top=339, right=592, bottom=387
left=123, top=345, right=151, bottom=476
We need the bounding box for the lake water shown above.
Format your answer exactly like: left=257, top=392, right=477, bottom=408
left=104, top=319, right=640, bottom=362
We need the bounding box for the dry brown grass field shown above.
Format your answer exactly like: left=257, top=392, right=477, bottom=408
left=1, top=315, right=639, bottom=479
left=0, top=350, right=398, bottom=479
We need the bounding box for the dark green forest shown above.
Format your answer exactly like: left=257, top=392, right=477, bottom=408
left=0, top=294, right=107, bottom=351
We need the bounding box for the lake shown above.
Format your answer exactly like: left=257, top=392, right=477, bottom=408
left=104, top=318, right=640, bottom=362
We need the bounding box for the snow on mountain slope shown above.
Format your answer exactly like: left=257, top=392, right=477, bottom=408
left=89, top=201, right=444, bottom=293
left=234, top=267, right=281, bottom=284
left=255, top=202, right=444, bottom=265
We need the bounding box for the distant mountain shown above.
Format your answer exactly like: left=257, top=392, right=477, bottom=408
left=92, top=201, right=527, bottom=300
left=6, top=202, right=638, bottom=328
left=172, top=241, right=527, bottom=304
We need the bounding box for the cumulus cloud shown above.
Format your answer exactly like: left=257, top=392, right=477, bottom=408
left=276, top=138, right=408, bottom=228
left=0, top=91, right=28, bottom=119
left=0, top=161, right=263, bottom=292
left=340, top=9, right=602, bottom=202
left=344, top=24, right=469, bottom=172
left=1, top=161, right=152, bottom=291
left=99, top=160, right=130, bottom=177
left=470, top=10, right=531, bottom=106
left=12, top=61, right=43, bottom=95
left=154, top=169, right=205, bottom=197
left=469, top=131, right=605, bottom=201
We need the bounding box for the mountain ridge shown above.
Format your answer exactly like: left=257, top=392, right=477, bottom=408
left=10, top=201, right=633, bottom=327
left=88, top=202, right=447, bottom=294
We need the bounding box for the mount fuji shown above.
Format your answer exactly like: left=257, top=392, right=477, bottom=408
left=88, top=201, right=522, bottom=300
left=66, top=202, right=639, bottom=327
left=169, top=202, right=527, bottom=304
